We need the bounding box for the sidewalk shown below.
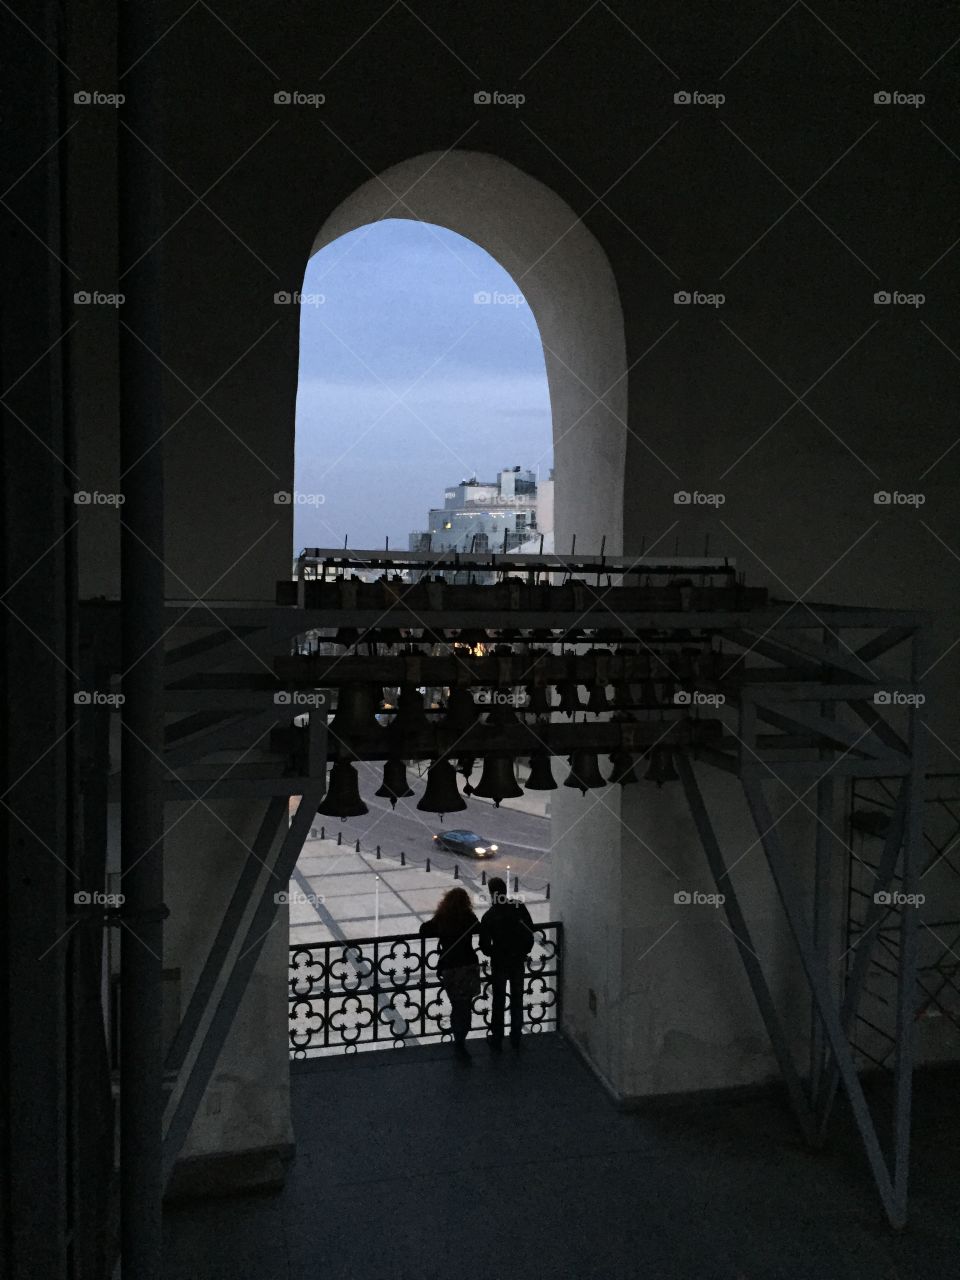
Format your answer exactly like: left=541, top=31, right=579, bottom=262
left=289, top=834, right=552, bottom=945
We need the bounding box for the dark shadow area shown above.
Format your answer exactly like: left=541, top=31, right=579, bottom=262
left=163, top=1037, right=960, bottom=1279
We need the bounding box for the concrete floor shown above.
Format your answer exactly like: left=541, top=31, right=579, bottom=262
left=163, top=1036, right=959, bottom=1279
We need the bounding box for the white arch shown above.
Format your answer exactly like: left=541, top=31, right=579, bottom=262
left=310, top=150, right=627, bottom=555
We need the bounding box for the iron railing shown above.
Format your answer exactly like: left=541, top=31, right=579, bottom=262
left=289, top=922, right=562, bottom=1057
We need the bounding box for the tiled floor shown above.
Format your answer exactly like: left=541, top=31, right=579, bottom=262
left=163, top=1036, right=960, bottom=1279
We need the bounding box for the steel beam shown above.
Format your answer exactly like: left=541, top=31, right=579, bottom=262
left=677, top=755, right=816, bottom=1142
left=741, top=777, right=904, bottom=1227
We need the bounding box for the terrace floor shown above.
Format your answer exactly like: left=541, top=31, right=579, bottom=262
left=163, top=1034, right=959, bottom=1279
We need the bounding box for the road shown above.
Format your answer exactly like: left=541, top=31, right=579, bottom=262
left=316, top=761, right=552, bottom=888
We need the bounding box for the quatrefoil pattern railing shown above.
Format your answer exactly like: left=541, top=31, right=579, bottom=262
left=289, top=922, right=562, bottom=1057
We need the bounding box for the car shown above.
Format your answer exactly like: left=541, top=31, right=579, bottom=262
left=432, top=829, right=500, bottom=859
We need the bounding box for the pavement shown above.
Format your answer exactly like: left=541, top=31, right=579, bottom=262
left=163, top=1036, right=960, bottom=1280
left=289, top=833, right=553, bottom=944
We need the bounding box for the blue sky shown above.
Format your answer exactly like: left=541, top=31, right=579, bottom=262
left=294, top=219, right=552, bottom=551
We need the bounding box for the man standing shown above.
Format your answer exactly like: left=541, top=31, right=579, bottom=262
left=479, top=877, right=535, bottom=1050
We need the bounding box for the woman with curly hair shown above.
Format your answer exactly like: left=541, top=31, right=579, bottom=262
left=419, top=887, right=481, bottom=1060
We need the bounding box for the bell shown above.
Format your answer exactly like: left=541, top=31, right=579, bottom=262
left=485, top=701, right=520, bottom=728
left=335, top=626, right=359, bottom=649
left=457, top=756, right=476, bottom=794
left=608, top=750, right=640, bottom=786
left=329, top=683, right=381, bottom=752
left=416, top=759, right=467, bottom=816
left=557, top=681, right=583, bottom=716
left=525, top=753, right=557, bottom=790
left=471, top=754, right=523, bottom=807
left=525, top=685, right=552, bottom=716
left=375, top=758, right=413, bottom=808
left=391, top=685, right=429, bottom=732
left=586, top=683, right=612, bottom=713
left=317, top=761, right=369, bottom=819
left=445, top=687, right=479, bottom=731
left=645, top=746, right=679, bottom=786
left=563, top=751, right=608, bottom=793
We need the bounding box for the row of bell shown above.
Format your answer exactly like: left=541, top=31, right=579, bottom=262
left=316, top=746, right=680, bottom=818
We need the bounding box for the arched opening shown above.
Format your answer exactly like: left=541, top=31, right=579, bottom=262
left=286, top=151, right=629, bottom=1051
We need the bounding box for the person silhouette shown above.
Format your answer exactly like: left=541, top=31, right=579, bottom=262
left=419, top=887, right=481, bottom=1061
left=478, top=876, right=534, bottom=1050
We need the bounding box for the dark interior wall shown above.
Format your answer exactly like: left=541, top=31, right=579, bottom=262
left=65, top=0, right=960, bottom=749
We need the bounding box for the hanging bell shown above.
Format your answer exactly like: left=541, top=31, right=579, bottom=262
left=645, top=746, right=679, bottom=786
left=390, top=685, right=429, bottom=732
left=525, top=685, right=552, bottom=716
left=317, top=761, right=369, bottom=819
left=608, top=750, right=641, bottom=786
left=557, top=681, right=583, bottom=716
left=374, top=758, right=414, bottom=808
left=329, top=683, right=382, bottom=752
left=457, top=757, right=476, bottom=794
left=335, top=626, right=359, bottom=649
left=525, top=753, right=558, bottom=790
left=586, top=683, right=612, bottom=713
left=471, top=754, right=523, bottom=807
left=445, top=686, right=479, bottom=732
left=563, top=751, right=608, bottom=793
left=416, top=759, right=467, bottom=817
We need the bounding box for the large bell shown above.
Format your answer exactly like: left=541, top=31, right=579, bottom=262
left=587, top=683, right=612, bottom=713
left=525, top=753, right=557, bottom=790
left=317, top=761, right=369, bottom=819
left=416, top=759, right=467, bottom=817
left=608, top=750, right=640, bottom=786
left=645, top=745, right=679, bottom=786
left=374, top=758, right=413, bottom=808
left=471, top=754, right=523, bottom=807
left=329, top=683, right=381, bottom=753
left=563, top=751, right=608, bottom=793
left=445, top=686, right=479, bottom=731
left=525, top=685, right=552, bottom=716
left=557, top=681, right=583, bottom=716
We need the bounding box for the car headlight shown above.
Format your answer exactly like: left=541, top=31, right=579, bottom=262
left=489, top=844, right=498, bottom=851
left=475, top=846, right=485, bottom=854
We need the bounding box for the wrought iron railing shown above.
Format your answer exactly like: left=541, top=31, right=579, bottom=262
left=289, top=922, right=562, bottom=1057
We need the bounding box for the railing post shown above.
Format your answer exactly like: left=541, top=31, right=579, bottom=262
left=355, top=838, right=360, bottom=852
left=453, top=863, right=459, bottom=879
left=480, top=869, right=486, bottom=885
left=337, top=830, right=342, bottom=846
left=400, top=850, right=405, bottom=866
left=376, top=845, right=380, bottom=859
left=513, top=876, right=519, bottom=893
left=426, top=858, right=430, bottom=872
left=320, top=826, right=325, bottom=840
